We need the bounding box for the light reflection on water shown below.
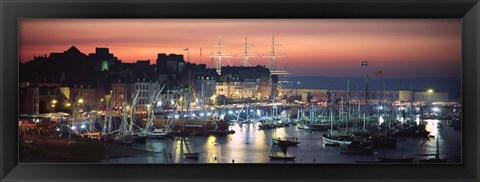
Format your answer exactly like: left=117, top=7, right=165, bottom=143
left=101, top=119, right=461, bottom=164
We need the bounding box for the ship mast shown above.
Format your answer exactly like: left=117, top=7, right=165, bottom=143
left=263, top=34, right=286, bottom=72
left=236, top=36, right=257, bottom=67
left=361, top=60, right=369, bottom=131
left=209, top=34, right=232, bottom=74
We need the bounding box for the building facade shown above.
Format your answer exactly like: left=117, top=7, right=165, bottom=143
left=111, top=80, right=134, bottom=111
left=19, top=86, right=39, bottom=115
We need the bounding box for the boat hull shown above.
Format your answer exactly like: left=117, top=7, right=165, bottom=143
left=322, top=134, right=352, bottom=147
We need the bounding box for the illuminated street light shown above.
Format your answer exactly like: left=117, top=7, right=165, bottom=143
left=81, top=124, right=86, bottom=129
left=71, top=126, right=76, bottom=130
left=78, top=98, right=84, bottom=104
left=51, top=99, right=57, bottom=104
left=66, top=103, right=71, bottom=107
left=427, top=89, right=434, bottom=103
left=100, top=98, right=104, bottom=102
left=228, top=110, right=233, bottom=115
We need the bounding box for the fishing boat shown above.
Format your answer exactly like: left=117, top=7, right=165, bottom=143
left=272, top=137, right=301, bottom=146
left=296, top=105, right=331, bottom=131
left=100, top=99, right=134, bottom=145
left=322, top=90, right=355, bottom=147
left=322, top=133, right=354, bottom=147
left=258, top=117, right=280, bottom=130
left=149, top=128, right=168, bottom=139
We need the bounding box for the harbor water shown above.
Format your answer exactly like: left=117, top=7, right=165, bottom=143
left=100, top=119, right=461, bottom=164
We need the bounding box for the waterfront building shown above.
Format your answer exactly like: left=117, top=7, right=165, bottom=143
left=279, top=88, right=449, bottom=104
left=70, top=84, right=97, bottom=112
left=111, top=80, right=134, bottom=112
left=193, top=71, right=217, bottom=105
left=38, top=86, right=60, bottom=113
left=398, top=90, right=449, bottom=103
left=133, top=78, right=151, bottom=113
left=19, top=83, right=39, bottom=115
left=215, top=81, right=229, bottom=98
left=218, top=65, right=271, bottom=99
left=156, top=53, right=186, bottom=83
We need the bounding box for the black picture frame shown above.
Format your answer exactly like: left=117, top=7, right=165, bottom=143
left=1, top=0, right=479, bottom=181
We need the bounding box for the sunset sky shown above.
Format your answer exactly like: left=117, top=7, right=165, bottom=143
left=20, top=19, right=461, bottom=78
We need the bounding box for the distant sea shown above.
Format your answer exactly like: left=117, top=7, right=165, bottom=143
left=282, top=76, right=461, bottom=99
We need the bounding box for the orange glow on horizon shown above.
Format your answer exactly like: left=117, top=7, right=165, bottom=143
left=20, top=19, right=461, bottom=77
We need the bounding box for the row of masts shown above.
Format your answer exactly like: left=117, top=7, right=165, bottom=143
left=182, top=35, right=288, bottom=74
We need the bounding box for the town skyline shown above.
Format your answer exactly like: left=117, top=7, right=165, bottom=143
left=20, top=19, right=461, bottom=78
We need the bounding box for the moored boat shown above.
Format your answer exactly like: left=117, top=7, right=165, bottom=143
left=272, top=137, right=301, bottom=146
left=322, top=133, right=353, bottom=147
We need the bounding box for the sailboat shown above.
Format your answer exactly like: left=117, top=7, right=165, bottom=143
left=272, top=137, right=301, bottom=146
left=100, top=99, right=134, bottom=145
left=322, top=90, right=354, bottom=147
left=271, top=123, right=301, bottom=146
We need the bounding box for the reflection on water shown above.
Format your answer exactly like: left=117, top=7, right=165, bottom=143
left=101, top=119, right=461, bottom=164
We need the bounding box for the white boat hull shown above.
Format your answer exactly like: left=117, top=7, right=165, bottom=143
left=322, top=135, right=352, bottom=147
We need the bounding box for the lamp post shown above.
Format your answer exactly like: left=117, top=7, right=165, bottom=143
left=427, top=89, right=434, bottom=104
left=98, top=98, right=104, bottom=111
left=51, top=99, right=57, bottom=113
left=78, top=98, right=84, bottom=112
